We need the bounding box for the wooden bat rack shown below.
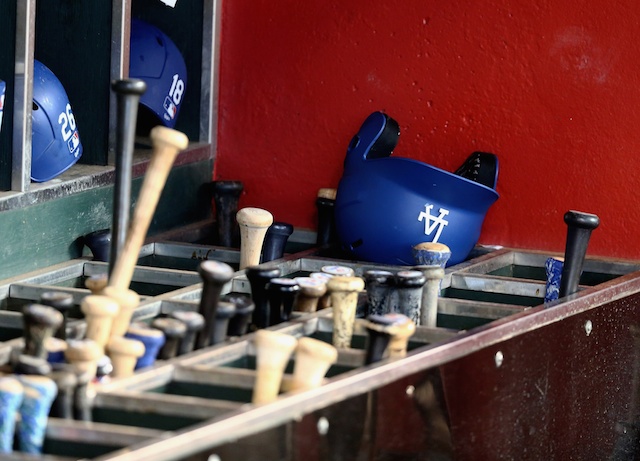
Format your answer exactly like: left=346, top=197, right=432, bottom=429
left=0, top=225, right=639, bottom=460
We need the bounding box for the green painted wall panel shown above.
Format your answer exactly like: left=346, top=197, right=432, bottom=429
left=0, top=159, right=212, bottom=279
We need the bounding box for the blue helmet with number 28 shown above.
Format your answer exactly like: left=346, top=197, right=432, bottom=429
left=130, top=18, right=187, bottom=129
left=31, top=59, right=83, bottom=182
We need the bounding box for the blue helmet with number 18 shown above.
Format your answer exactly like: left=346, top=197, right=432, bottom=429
left=31, top=59, right=83, bottom=182
left=130, top=18, right=187, bottom=129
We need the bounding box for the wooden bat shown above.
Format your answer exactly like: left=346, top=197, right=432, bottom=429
left=267, top=278, right=300, bottom=325
left=246, top=266, right=282, bottom=330
left=236, top=207, right=274, bottom=270
left=39, top=291, right=74, bottom=340
left=64, top=339, right=103, bottom=382
left=252, top=330, right=297, bottom=405
left=195, top=260, right=235, bottom=350
left=106, top=336, right=146, bottom=378
left=22, top=304, right=64, bottom=360
left=211, top=180, right=244, bottom=247
left=211, top=301, right=236, bottom=345
left=17, top=375, right=57, bottom=454
left=261, top=221, right=294, bottom=263
left=124, top=323, right=166, bottom=370
left=222, top=293, right=255, bottom=337
left=85, top=273, right=108, bottom=295
left=80, top=295, right=120, bottom=351
left=412, top=242, right=452, bottom=268
left=310, top=271, right=334, bottom=310
left=290, top=337, right=338, bottom=392
left=363, top=269, right=395, bottom=317
left=168, top=310, right=205, bottom=356
left=365, top=313, right=416, bottom=363
left=321, top=265, right=355, bottom=277
left=151, top=317, right=187, bottom=360
left=48, top=369, right=77, bottom=420
left=102, top=286, right=140, bottom=339
left=385, top=314, right=416, bottom=359
left=104, top=127, right=187, bottom=341
left=414, top=265, right=445, bottom=327
left=559, top=210, right=600, bottom=298
left=292, top=277, right=327, bottom=313
left=0, top=376, right=23, bottom=453
left=315, top=187, right=338, bottom=247
left=391, top=270, right=426, bottom=324
left=327, top=276, right=365, bottom=349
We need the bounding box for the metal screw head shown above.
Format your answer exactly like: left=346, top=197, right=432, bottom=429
left=585, top=320, right=593, bottom=336
left=317, top=416, right=329, bottom=435
left=405, top=385, right=415, bottom=397
left=495, top=351, right=504, bottom=368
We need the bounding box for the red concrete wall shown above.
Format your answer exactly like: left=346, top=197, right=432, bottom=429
left=215, top=0, right=640, bottom=260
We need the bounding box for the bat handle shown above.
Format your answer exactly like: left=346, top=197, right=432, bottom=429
left=222, top=293, right=255, bottom=337
left=39, top=291, right=74, bottom=340
left=80, top=295, right=120, bottom=351
left=13, top=355, right=51, bottom=376
left=106, top=336, right=146, bottom=378
left=364, top=314, right=395, bottom=364
left=390, top=270, right=425, bottom=325
left=212, top=180, right=244, bottom=247
left=124, top=323, right=165, bottom=370
left=261, top=221, right=294, bottom=263
left=412, top=242, right=452, bottom=268
left=292, top=277, right=327, bottom=313
left=102, top=286, right=140, bottom=339
left=108, top=126, right=189, bottom=291
left=236, top=207, right=274, bottom=270
left=85, top=273, right=108, bottom=295
left=110, top=79, right=147, bottom=277
left=252, top=330, right=298, bottom=405
left=328, top=276, right=365, bottom=349
left=210, top=301, right=236, bottom=345
left=246, top=266, right=282, bottom=330
left=559, top=210, right=600, bottom=298
left=386, top=314, right=417, bottom=359
left=17, top=375, right=57, bottom=454
left=64, top=339, right=103, bottom=381
left=363, top=270, right=395, bottom=317
left=48, top=369, right=77, bottom=420
left=315, top=188, right=338, bottom=247
left=22, top=304, right=64, bottom=360
left=290, top=337, right=338, bottom=392
left=0, top=377, right=23, bottom=453
left=151, top=317, right=187, bottom=360
left=267, top=278, right=300, bottom=326
left=168, top=311, right=205, bottom=356
left=414, top=265, right=445, bottom=327
left=195, top=260, right=235, bottom=350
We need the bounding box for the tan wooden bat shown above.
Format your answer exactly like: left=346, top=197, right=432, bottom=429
left=252, top=330, right=297, bottom=405
left=80, top=295, right=119, bottom=350
left=106, top=336, right=146, bottom=378
left=327, top=276, right=365, bottom=349
left=290, top=337, right=338, bottom=392
left=108, top=126, right=189, bottom=292
left=236, top=207, right=274, bottom=270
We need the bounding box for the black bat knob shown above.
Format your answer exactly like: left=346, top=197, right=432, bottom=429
left=39, top=291, right=74, bottom=340
left=559, top=210, right=600, bottom=298
left=152, top=317, right=188, bottom=360
left=267, top=278, right=300, bottom=326
left=316, top=188, right=338, bottom=247
left=22, top=304, right=64, bottom=360
left=261, top=222, right=294, bottom=263
left=246, top=266, right=281, bottom=330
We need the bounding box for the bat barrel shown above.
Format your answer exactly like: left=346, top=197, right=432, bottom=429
left=328, top=276, right=365, bottom=349
left=110, top=78, right=147, bottom=277
left=195, top=260, right=235, bottom=350
left=246, top=266, right=282, bottom=330
left=236, top=207, right=274, bottom=269
left=211, top=180, right=244, bottom=247
left=559, top=210, right=600, bottom=298
left=261, top=221, right=294, bottom=263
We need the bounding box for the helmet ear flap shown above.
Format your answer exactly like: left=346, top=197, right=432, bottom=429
left=31, top=60, right=83, bottom=183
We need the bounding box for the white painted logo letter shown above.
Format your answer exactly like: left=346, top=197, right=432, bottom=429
left=418, top=204, right=450, bottom=242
